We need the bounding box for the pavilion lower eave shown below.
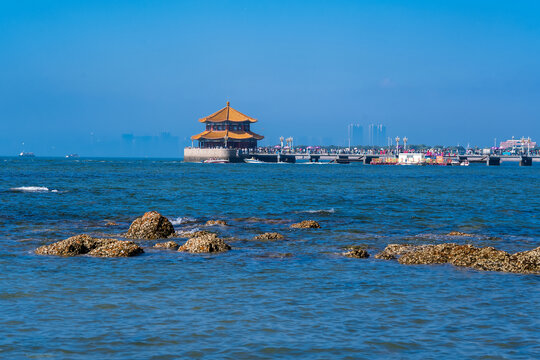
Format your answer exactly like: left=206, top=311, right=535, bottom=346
left=191, top=130, right=264, bottom=141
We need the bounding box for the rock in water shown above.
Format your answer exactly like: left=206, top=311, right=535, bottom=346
left=125, top=211, right=175, bottom=240
left=154, top=241, right=179, bottom=250
left=343, top=248, right=370, bottom=258
left=512, top=247, right=540, bottom=274
left=290, top=220, right=321, bottom=229
left=35, top=234, right=143, bottom=257
left=35, top=234, right=95, bottom=256
left=178, top=233, right=231, bottom=253
left=376, top=243, right=540, bottom=274
left=374, top=244, right=418, bottom=260
left=253, top=232, right=285, bottom=240
left=205, top=220, right=228, bottom=226
left=87, top=241, right=143, bottom=257
left=447, top=231, right=475, bottom=237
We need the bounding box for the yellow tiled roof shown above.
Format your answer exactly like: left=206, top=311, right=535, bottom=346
left=198, top=102, right=257, bottom=123
left=191, top=130, right=264, bottom=141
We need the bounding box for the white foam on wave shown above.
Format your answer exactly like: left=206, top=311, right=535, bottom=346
left=171, top=216, right=197, bottom=225
left=296, top=208, right=336, bottom=214
left=10, top=186, right=59, bottom=193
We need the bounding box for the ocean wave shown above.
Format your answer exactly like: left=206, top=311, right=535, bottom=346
left=296, top=208, right=335, bottom=214
left=10, top=186, right=57, bottom=193
left=171, top=216, right=197, bottom=225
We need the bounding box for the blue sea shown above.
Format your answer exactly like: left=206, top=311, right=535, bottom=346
left=1, top=158, right=539, bottom=359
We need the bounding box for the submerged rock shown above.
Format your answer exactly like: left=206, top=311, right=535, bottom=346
left=125, top=211, right=175, bottom=240
left=290, top=220, right=321, bottom=229
left=178, top=233, right=231, bottom=253
left=205, top=220, right=228, bottom=226
left=105, top=221, right=119, bottom=226
left=253, top=232, right=285, bottom=241
left=343, top=248, right=370, bottom=259
left=256, top=252, right=294, bottom=259
left=376, top=243, right=540, bottom=274
left=153, top=241, right=179, bottom=250
left=35, top=234, right=143, bottom=257
left=447, top=231, right=475, bottom=237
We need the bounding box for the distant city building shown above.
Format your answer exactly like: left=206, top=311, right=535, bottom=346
left=347, top=124, right=363, bottom=147
left=499, top=137, right=536, bottom=150
left=367, top=124, right=387, bottom=146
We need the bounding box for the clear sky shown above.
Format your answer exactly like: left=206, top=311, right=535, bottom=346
left=1, top=0, right=539, bottom=156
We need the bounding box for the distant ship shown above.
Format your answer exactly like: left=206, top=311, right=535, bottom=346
left=65, top=154, right=79, bottom=159
left=19, top=152, right=35, bottom=157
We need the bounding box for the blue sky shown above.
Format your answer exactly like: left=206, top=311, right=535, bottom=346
left=1, top=0, right=539, bottom=156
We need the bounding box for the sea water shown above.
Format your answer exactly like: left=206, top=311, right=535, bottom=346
left=0, top=157, right=538, bottom=359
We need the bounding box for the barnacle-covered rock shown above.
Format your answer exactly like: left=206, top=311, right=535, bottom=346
left=35, top=234, right=143, bottom=258
left=290, top=220, right=321, bottom=229
left=376, top=243, right=539, bottom=274
left=125, top=211, right=175, bottom=240
left=253, top=232, right=285, bottom=241
left=178, top=233, right=231, bottom=253
left=374, top=244, right=418, bottom=260
left=343, top=247, right=370, bottom=259
left=87, top=240, right=143, bottom=257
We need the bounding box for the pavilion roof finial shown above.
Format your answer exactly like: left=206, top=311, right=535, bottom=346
left=226, top=101, right=230, bottom=107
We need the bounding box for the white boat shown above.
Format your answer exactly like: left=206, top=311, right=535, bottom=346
left=244, top=157, right=265, bottom=164
left=451, top=159, right=460, bottom=166
left=203, top=159, right=229, bottom=164
left=460, top=160, right=470, bottom=166
left=19, top=152, right=35, bottom=157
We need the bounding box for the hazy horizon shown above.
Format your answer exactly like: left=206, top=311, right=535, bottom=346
left=1, top=0, right=539, bottom=157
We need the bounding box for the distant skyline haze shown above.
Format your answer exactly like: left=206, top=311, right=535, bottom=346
left=1, top=0, right=539, bottom=156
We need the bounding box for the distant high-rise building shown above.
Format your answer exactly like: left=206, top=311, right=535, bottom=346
left=367, top=124, right=387, bottom=146
left=348, top=124, right=363, bottom=147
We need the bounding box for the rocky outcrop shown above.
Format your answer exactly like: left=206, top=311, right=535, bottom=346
left=205, top=220, right=228, bottom=226
left=374, top=244, right=416, bottom=260
left=178, top=233, right=231, bottom=253
left=376, top=243, right=540, bottom=274
left=153, top=241, right=179, bottom=250
left=253, top=232, right=285, bottom=241
left=35, top=234, right=143, bottom=257
left=343, top=247, right=370, bottom=259
left=447, top=231, right=474, bottom=237
left=290, top=220, right=321, bottom=229
left=105, top=221, right=119, bottom=226
left=125, top=211, right=175, bottom=240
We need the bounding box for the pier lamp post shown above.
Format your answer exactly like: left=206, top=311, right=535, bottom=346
left=403, top=137, right=408, bottom=151
left=395, top=137, right=400, bottom=154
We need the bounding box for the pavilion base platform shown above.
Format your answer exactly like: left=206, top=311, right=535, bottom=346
left=183, top=148, right=245, bottom=163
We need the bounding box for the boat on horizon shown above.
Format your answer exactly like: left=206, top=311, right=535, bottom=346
left=19, top=152, right=35, bottom=157
left=65, top=154, right=79, bottom=159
